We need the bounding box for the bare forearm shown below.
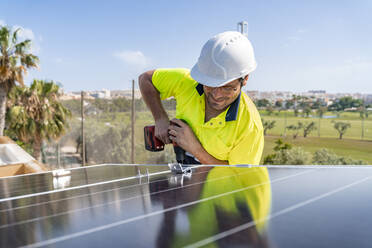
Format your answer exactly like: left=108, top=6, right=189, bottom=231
left=139, top=70, right=171, bottom=143
left=138, top=70, right=168, bottom=121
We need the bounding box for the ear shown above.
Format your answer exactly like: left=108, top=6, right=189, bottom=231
left=242, top=74, right=249, bottom=86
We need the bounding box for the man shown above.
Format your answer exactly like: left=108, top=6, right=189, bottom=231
left=139, top=31, right=263, bottom=165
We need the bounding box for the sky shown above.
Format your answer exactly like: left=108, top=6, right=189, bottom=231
left=0, top=0, right=371, bottom=93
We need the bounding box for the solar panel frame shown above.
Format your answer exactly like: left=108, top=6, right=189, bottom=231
left=1, top=164, right=372, bottom=248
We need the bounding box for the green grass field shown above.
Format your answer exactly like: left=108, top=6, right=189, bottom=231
left=262, top=135, right=372, bottom=164
left=260, top=111, right=372, bottom=140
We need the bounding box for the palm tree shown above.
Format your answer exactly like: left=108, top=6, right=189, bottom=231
left=6, top=80, right=71, bottom=161
left=291, top=94, right=300, bottom=117
left=0, top=25, right=39, bottom=136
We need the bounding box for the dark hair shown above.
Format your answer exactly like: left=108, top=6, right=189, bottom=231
left=239, top=74, right=249, bottom=87
left=239, top=77, right=244, bottom=87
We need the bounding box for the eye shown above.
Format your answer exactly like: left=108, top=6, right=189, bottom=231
left=222, top=86, right=233, bottom=90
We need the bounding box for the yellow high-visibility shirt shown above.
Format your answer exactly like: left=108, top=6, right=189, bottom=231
left=152, top=68, right=264, bottom=165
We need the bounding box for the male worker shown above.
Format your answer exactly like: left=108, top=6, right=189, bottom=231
left=139, top=31, right=263, bottom=165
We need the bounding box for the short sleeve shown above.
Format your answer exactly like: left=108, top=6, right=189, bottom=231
left=152, top=68, right=190, bottom=100
left=228, top=127, right=264, bottom=165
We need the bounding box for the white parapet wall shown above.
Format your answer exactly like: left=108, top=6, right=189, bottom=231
left=0, top=136, right=48, bottom=177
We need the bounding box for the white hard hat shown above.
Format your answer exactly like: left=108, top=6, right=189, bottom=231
left=190, top=31, right=257, bottom=87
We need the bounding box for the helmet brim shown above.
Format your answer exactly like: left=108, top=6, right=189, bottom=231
left=190, top=63, right=256, bottom=88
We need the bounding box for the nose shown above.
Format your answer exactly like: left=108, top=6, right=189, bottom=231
left=210, top=87, right=224, bottom=97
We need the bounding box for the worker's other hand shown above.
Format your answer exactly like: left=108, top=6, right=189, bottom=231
left=168, top=118, right=202, bottom=154
left=155, top=118, right=171, bottom=144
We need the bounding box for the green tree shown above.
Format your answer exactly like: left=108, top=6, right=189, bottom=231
left=298, top=96, right=310, bottom=110
left=286, top=122, right=303, bottom=139
left=294, top=108, right=299, bottom=117
left=262, top=119, right=276, bottom=136
left=85, top=126, right=131, bottom=164
left=75, top=123, right=132, bottom=164
left=92, top=98, right=111, bottom=112
left=273, top=138, right=292, bottom=151
left=112, top=97, right=131, bottom=112
left=264, top=139, right=292, bottom=164
left=316, top=106, right=327, bottom=118
left=291, top=94, right=301, bottom=113
left=255, top=99, right=270, bottom=108
left=273, top=147, right=312, bottom=165
left=285, top=100, right=294, bottom=110
left=0, top=25, right=39, bottom=135
left=61, top=99, right=81, bottom=115
left=264, top=139, right=311, bottom=165
left=266, top=105, right=274, bottom=116
left=313, top=149, right=366, bottom=165
left=328, top=96, right=363, bottom=111
left=312, top=99, right=324, bottom=109
left=6, top=80, right=71, bottom=161
left=303, top=121, right=316, bottom=138
left=275, top=100, right=283, bottom=109
left=303, top=106, right=312, bottom=117
left=332, top=121, right=351, bottom=140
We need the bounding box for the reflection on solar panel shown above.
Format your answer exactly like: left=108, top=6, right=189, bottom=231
left=1, top=164, right=372, bottom=247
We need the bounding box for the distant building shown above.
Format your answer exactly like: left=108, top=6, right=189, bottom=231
left=60, top=91, right=95, bottom=100
left=308, top=90, right=326, bottom=94
left=364, top=94, right=372, bottom=104
left=246, top=90, right=259, bottom=100
left=111, top=90, right=142, bottom=99
left=89, top=89, right=111, bottom=99
left=344, top=107, right=358, bottom=112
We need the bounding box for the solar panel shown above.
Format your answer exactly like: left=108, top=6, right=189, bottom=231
left=1, top=164, right=372, bottom=247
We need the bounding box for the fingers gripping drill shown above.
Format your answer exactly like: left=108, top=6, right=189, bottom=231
left=169, top=120, right=186, bottom=164
left=144, top=120, right=186, bottom=164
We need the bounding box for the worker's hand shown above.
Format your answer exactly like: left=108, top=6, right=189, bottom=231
left=155, top=117, right=171, bottom=144
left=168, top=118, right=202, bottom=155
